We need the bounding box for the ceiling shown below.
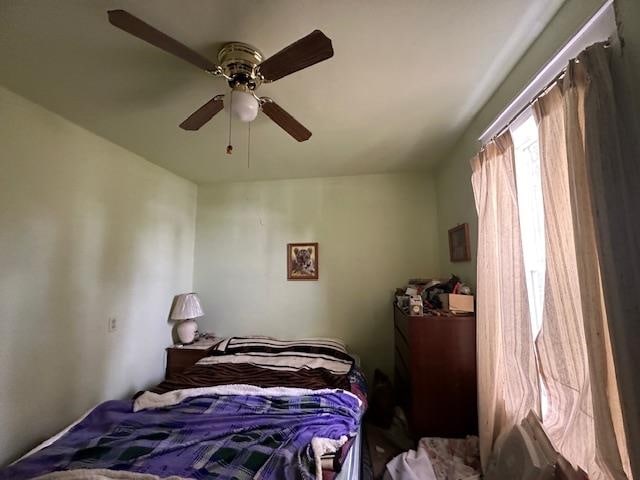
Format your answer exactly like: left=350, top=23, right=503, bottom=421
left=0, top=0, right=565, bottom=184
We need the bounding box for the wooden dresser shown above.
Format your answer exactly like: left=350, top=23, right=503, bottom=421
left=394, top=304, right=477, bottom=438
left=165, top=337, right=219, bottom=380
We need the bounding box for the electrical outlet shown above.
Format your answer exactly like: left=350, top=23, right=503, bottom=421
left=107, top=317, right=117, bottom=333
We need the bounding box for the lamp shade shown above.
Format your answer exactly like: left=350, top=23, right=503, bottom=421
left=170, top=293, right=204, bottom=320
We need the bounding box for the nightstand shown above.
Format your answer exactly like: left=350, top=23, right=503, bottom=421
left=165, top=336, right=220, bottom=380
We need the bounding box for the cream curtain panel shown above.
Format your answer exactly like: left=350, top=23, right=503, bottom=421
left=471, top=133, right=540, bottom=468
left=579, top=43, right=640, bottom=478
left=532, top=43, right=631, bottom=479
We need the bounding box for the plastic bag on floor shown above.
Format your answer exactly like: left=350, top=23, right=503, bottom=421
left=384, top=436, right=480, bottom=480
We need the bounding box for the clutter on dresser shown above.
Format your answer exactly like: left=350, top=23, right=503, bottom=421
left=170, top=333, right=219, bottom=349
left=197, top=331, right=217, bottom=341
left=439, top=293, right=474, bottom=313
left=395, top=275, right=474, bottom=315
left=409, top=296, right=424, bottom=316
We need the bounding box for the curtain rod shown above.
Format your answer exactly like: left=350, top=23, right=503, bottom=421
left=481, top=40, right=610, bottom=148
left=479, top=0, right=615, bottom=146
left=485, top=69, right=566, bottom=145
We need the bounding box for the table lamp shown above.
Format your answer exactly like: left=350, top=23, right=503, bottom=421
left=170, top=293, right=204, bottom=344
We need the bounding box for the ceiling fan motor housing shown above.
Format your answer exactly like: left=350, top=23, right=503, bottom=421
left=217, top=42, right=264, bottom=90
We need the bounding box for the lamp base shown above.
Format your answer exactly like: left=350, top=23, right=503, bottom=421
left=177, top=319, right=198, bottom=344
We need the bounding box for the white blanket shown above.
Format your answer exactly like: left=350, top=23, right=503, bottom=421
left=133, top=383, right=362, bottom=412
left=385, top=437, right=481, bottom=480
left=385, top=439, right=439, bottom=480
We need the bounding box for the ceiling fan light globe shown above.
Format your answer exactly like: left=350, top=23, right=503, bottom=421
left=231, top=90, right=259, bottom=122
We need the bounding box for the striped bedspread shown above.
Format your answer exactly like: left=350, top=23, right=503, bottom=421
left=203, top=336, right=354, bottom=374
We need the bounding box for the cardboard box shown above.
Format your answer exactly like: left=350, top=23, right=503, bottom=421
left=439, top=293, right=474, bottom=313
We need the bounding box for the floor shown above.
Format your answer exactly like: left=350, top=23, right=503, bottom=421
left=363, top=423, right=406, bottom=479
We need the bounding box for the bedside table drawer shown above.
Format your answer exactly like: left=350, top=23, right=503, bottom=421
left=165, top=348, right=209, bottom=379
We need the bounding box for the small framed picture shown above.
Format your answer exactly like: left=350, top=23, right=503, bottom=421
left=448, top=223, right=471, bottom=262
left=287, top=243, right=319, bottom=280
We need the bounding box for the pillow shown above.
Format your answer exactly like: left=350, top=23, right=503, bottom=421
left=197, top=350, right=354, bottom=375
left=212, top=336, right=348, bottom=356
left=202, top=336, right=353, bottom=375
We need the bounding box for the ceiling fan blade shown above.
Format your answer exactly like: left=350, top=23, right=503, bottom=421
left=261, top=99, right=312, bottom=142
left=108, top=10, right=218, bottom=73
left=180, top=96, right=224, bottom=130
left=257, top=30, right=333, bottom=82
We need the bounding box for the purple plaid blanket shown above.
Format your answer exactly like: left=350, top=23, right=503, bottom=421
left=1, top=390, right=362, bottom=480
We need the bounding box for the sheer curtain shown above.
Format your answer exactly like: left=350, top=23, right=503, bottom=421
left=471, top=132, right=540, bottom=468
left=533, top=43, right=631, bottom=479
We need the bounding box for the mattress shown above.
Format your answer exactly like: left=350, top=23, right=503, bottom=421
left=146, top=336, right=367, bottom=479
left=335, top=428, right=362, bottom=480
left=2, top=336, right=367, bottom=480
left=15, top=414, right=364, bottom=480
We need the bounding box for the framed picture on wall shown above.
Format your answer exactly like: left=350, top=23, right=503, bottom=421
left=448, top=223, right=471, bottom=262
left=287, top=243, right=319, bottom=280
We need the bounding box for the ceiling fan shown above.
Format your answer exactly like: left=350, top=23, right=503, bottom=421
left=107, top=10, right=334, bottom=142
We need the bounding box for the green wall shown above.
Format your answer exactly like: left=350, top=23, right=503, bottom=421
left=435, top=0, right=606, bottom=286
left=0, top=86, right=197, bottom=465
left=194, top=173, right=440, bottom=378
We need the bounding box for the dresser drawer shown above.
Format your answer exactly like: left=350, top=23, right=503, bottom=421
left=394, top=305, right=412, bottom=409
left=394, top=309, right=410, bottom=344
left=393, top=304, right=478, bottom=438
left=165, top=348, right=209, bottom=379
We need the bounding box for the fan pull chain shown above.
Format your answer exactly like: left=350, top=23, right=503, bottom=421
left=226, top=91, right=233, bottom=155
left=247, top=121, right=251, bottom=169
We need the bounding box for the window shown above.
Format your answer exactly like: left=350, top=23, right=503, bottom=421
left=511, top=110, right=548, bottom=419
left=474, top=2, right=630, bottom=474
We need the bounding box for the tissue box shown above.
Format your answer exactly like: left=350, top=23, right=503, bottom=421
left=439, top=293, right=474, bottom=313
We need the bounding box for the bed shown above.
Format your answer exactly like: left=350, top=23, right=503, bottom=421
left=0, top=336, right=367, bottom=480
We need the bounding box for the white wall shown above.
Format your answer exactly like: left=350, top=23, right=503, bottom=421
left=0, top=86, right=197, bottom=465
left=194, top=173, right=439, bottom=377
